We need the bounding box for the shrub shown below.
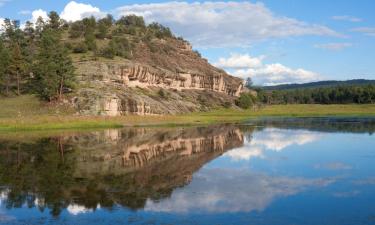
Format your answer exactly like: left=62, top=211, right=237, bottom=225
left=72, top=42, right=88, bottom=53
left=235, top=93, right=254, bottom=109
left=223, top=101, right=232, bottom=108
left=158, top=89, right=168, bottom=99
left=116, top=15, right=145, bottom=28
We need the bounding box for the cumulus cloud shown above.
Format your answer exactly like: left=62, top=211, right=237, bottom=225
left=215, top=53, right=320, bottom=85
left=0, top=18, right=4, bottom=30
left=60, top=1, right=104, bottom=22
left=332, top=15, right=362, bottom=22
left=314, top=42, right=353, bottom=51
left=116, top=1, right=341, bottom=47
left=30, top=9, right=48, bottom=24
left=214, top=54, right=265, bottom=69
left=351, top=27, right=375, bottom=37
left=145, top=168, right=335, bottom=213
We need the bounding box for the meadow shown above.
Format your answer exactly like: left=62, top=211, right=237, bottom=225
left=1, top=95, right=375, bottom=132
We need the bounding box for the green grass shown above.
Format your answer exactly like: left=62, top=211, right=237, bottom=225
left=0, top=95, right=375, bottom=132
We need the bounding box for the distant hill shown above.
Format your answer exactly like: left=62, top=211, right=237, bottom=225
left=262, top=79, right=375, bottom=90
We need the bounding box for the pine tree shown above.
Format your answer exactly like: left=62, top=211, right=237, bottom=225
left=0, top=38, right=11, bottom=95
left=33, top=30, right=75, bottom=101
left=9, top=43, right=25, bottom=95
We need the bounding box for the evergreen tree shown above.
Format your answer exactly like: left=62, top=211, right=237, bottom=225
left=0, top=38, right=11, bottom=95
left=9, top=43, right=25, bottom=95
left=33, top=30, right=75, bottom=101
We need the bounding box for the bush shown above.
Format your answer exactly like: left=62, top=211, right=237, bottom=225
left=116, top=15, right=145, bottom=28
left=147, top=22, right=173, bottom=38
left=235, top=93, right=254, bottom=109
left=158, top=89, right=168, bottom=99
left=223, top=101, right=232, bottom=108
left=100, top=46, right=116, bottom=59
left=72, top=42, right=88, bottom=53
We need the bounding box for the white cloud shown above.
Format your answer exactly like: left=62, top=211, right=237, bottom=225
left=214, top=54, right=264, bottom=69
left=351, top=27, right=375, bottom=37
left=60, top=1, right=104, bottom=22
left=215, top=53, right=320, bottom=85
left=314, top=42, right=353, bottom=51
left=0, top=18, right=4, bottom=31
left=116, top=1, right=341, bottom=47
left=332, top=15, right=362, bottom=22
left=30, top=9, right=48, bottom=24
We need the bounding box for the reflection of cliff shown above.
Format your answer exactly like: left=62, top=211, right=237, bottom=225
left=0, top=125, right=244, bottom=215
left=70, top=125, right=243, bottom=177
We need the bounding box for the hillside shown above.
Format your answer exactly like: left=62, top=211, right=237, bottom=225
left=63, top=15, right=244, bottom=115
left=0, top=14, right=244, bottom=116
left=262, top=79, right=375, bottom=90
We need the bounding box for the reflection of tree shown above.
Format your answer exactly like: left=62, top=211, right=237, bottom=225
left=0, top=138, right=76, bottom=216
left=0, top=125, right=244, bottom=216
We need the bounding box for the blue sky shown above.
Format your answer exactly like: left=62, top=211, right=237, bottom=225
left=1, top=0, right=374, bottom=85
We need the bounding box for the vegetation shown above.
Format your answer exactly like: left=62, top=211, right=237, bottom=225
left=258, top=85, right=375, bottom=104
left=235, top=92, right=256, bottom=109
left=0, top=12, right=178, bottom=102
left=262, top=79, right=375, bottom=90
left=0, top=12, right=75, bottom=101
left=0, top=95, right=374, bottom=131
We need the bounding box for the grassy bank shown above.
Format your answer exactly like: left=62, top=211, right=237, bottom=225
left=1, top=96, right=375, bottom=131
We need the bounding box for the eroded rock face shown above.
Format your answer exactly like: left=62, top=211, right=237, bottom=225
left=73, top=61, right=244, bottom=116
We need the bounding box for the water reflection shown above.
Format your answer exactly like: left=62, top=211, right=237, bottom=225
left=0, top=125, right=244, bottom=216
left=0, top=118, right=374, bottom=224
left=144, top=168, right=335, bottom=213
left=225, top=128, right=321, bottom=161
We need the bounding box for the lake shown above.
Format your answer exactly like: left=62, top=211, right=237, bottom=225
left=0, top=117, right=375, bottom=225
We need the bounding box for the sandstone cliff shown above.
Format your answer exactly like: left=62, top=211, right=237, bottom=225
left=71, top=37, right=244, bottom=115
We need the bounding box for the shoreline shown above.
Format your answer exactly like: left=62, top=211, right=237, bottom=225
left=1, top=104, right=375, bottom=132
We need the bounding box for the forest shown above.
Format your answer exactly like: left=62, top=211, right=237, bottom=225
left=0, top=11, right=174, bottom=102
left=256, top=84, right=375, bottom=104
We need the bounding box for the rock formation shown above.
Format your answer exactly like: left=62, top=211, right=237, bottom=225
left=72, top=37, right=244, bottom=116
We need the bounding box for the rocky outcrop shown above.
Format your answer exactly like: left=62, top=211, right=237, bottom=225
left=71, top=35, right=245, bottom=116
left=73, top=59, right=243, bottom=116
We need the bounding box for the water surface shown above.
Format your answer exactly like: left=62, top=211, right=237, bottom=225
left=1, top=118, right=375, bottom=224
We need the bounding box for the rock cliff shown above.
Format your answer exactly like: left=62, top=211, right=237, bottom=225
left=71, top=37, right=244, bottom=115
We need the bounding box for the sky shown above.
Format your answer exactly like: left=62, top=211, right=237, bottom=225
left=0, top=0, right=374, bottom=85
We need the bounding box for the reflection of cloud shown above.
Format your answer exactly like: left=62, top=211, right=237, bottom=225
left=314, top=162, right=352, bottom=170
left=67, top=204, right=97, bottom=215
left=225, top=146, right=264, bottom=161
left=145, top=168, right=335, bottom=213
left=353, top=177, right=375, bottom=185
left=0, top=190, right=15, bottom=222
left=333, top=190, right=360, bottom=198
left=225, top=128, right=321, bottom=161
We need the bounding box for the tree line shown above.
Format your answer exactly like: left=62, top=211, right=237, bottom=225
left=0, top=12, right=74, bottom=101
left=256, top=85, right=375, bottom=104
left=0, top=12, right=176, bottom=102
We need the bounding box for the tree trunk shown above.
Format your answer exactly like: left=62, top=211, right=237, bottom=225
left=16, top=71, right=20, bottom=95
left=59, top=76, right=64, bottom=101
left=5, top=74, right=9, bottom=96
